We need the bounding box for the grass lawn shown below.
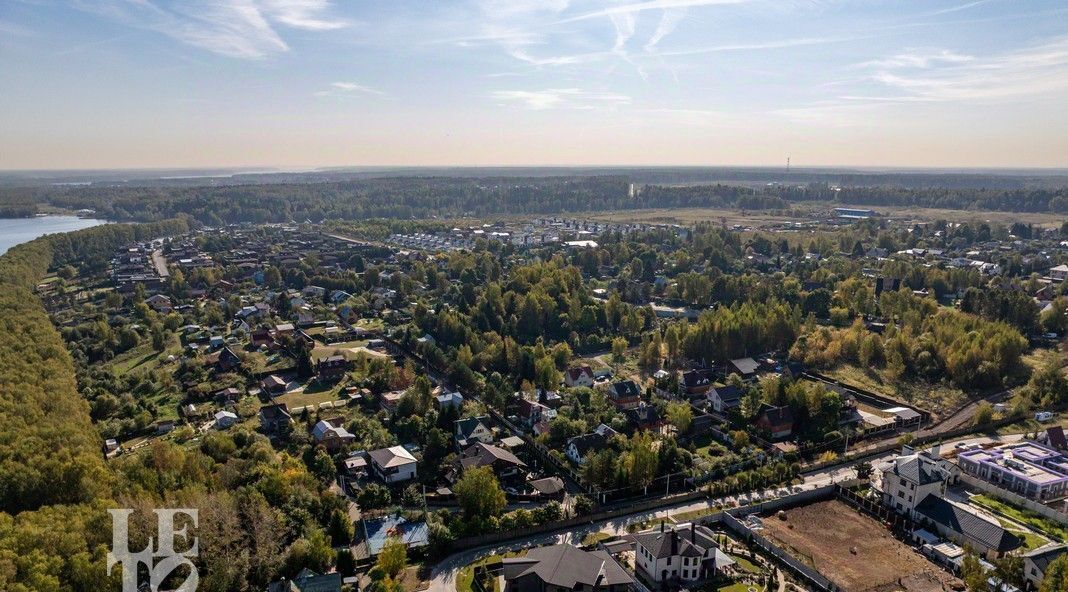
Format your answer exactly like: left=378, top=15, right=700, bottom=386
left=581, top=531, right=613, bottom=546
left=311, top=341, right=370, bottom=362
left=716, top=583, right=764, bottom=592
left=274, top=385, right=344, bottom=410
left=971, top=494, right=1068, bottom=542
left=457, top=552, right=525, bottom=592
left=672, top=506, right=720, bottom=523
left=729, top=554, right=762, bottom=574
left=110, top=337, right=181, bottom=377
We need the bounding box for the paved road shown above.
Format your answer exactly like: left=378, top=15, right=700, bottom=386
left=917, top=388, right=1015, bottom=436
left=426, top=429, right=1033, bottom=592
left=426, top=461, right=867, bottom=592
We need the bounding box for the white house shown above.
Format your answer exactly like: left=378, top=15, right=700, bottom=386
left=455, top=416, right=493, bottom=448
left=368, top=446, right=418, bottom=484
left=214, top=410, right=239, bottom=429
left=1050, top=265, right=1068, bottom=282
left=632, top=522, right=734, bottom=584
left=879, top=446, right=952, bottom=514
left=1024, top=544, right=1067, bottom=590
left=880, top=446, right=1019, bottom=557
left=564, top=365, right=595, bottom=388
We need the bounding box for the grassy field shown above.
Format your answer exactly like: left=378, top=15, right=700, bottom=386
left=590, top=202, right=1067, bottom=229
left=822, top=364, right=967, bottom=418
left=273, top=384, right=345, bottom=410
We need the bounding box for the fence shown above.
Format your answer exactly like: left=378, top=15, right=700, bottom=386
left=721, top=512, right=839, bottom=592
left=959, top=473, right=1068, bottom=527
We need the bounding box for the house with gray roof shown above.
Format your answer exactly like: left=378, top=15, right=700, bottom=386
left=631, top=522, right=735, bottom=584
left=881, top=446, right=1018, bottom=557
left=1024, top=544, right=1067, bottom=590
left=459, top=442, right=527, bottom=480
left=502, top=544, right=633, bottom=592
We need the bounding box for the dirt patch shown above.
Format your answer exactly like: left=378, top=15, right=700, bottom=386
left=759, top=500, right=962, bottom=592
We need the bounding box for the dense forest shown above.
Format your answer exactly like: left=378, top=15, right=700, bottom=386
left=1, top=172, right=1066, bottom=224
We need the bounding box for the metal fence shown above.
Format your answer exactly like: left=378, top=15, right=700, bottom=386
left=721, top=512, right=839, bottom=592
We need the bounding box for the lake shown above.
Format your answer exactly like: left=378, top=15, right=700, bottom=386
left=0, top=216, right=107, bottom=255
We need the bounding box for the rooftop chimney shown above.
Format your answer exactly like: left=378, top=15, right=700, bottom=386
left=660, top=520, right=665, bottom=533
left=691, top=522, right=696, bottom=544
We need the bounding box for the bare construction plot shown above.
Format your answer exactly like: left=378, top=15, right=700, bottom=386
left=759, top=500, right=962, bottom=592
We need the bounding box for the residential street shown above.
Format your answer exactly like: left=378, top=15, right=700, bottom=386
left=427, top=428, right=1036, bottom=592
left=426, top=459, right=868, bottom=592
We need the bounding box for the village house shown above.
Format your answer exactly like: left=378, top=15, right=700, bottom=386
left=213, top=410, right=238, bottom=429
left=261, top=374, right=287, bottom=397
left=312, top=417, right=356, bottom=451
left=706, top=385, right=742, bottom=414
left=681, top=369, right=714, bottom=398
left=1024, top=545, right=1067, bottom=590
left=145, top=293, right=173, bottom=313
left=259, top=403, right=292, bottom=436
left=315, top=355, right=349, bottom=382
left=502, top=544, right=633, bottom=592
left=564, top=365, right=595, bottom=388
left=728, top=357, right=760, bottom=380
left=607, top=380, right=642, bottom=410
left=368, top=446, right=418, bottom=484
left=455, top=415, right=494, bottom=448
left=755, top=403, right=794, bottom=440
left=880, top=447, right=1019, bottom=557
left=566, top=425, right=618, bottom=464
left=267, top=568, right=342, bottom=592
left=215, top=346, right=242, bottom=373
left=459, top=442, right=527, bottom=481
left=632, top=522, right=735, bottom=585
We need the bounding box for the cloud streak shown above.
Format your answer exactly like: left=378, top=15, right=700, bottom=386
left=316, top=81, right=383, bottom=97
left=74, top=0, right=347, bottom=58
left=490, top=88, right=630, bottom=110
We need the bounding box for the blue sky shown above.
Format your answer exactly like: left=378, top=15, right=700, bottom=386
left=1, top=0, right=1067, bottom=169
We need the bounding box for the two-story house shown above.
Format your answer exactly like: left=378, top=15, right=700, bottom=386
left=455, top=416, right=494, bottom=449
left=564, top=365, right=596, bottom=388
left=368, top=446, right=418, bottom=484
left=608, top=380, right=642, bottom=411
left=632, top=522, right=735, bottom=585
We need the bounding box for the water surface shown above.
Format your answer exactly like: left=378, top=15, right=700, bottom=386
left=0, top=216, right=107, bottom=255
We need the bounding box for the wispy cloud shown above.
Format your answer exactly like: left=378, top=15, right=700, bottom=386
left=778, top=36, right=1068, bottom=124
left=490, top=88, right=630, bottom=110
left=261, top=0, right=348, bottom=30
left=74, top=0, right=348, bottom=59
left=644, top=7, right=687, bottom=52
left=561, top=0, right=748, bottom=23
left=656, top=35, right=861, bottom=57
left=316, top=81, right=383, bottom=97
left=862, top=37, right=1068, bottom=103
left=855, top=48, right=974, bottom=69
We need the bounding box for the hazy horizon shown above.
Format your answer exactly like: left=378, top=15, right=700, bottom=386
left=3, top=0, right=1068, bottom=169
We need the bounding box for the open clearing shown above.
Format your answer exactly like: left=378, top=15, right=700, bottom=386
left=590, top=202, right=1066, bottom=229
left=760, top=500, right=961, bottom=592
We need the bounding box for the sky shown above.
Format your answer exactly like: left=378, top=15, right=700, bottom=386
left=1, top=0, right=1067, bottom=170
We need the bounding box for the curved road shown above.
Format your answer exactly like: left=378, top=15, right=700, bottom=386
left=427, top=461, right=864, bottom=592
